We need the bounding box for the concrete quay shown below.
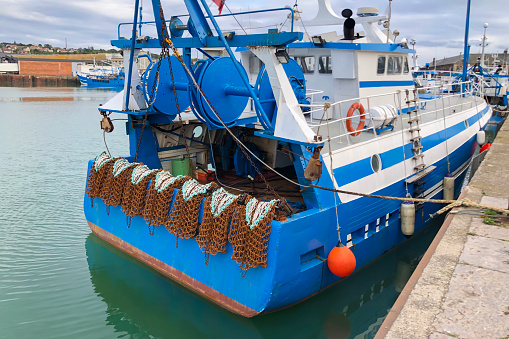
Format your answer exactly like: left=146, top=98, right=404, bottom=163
left=377, top=120, right=509, bottom=339
left=0, top=74, right=79, bottom=87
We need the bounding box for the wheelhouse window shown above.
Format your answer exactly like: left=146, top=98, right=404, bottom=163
left=403, top=58, right=410, bottom=74
left=387, top=56, right=402, bottom=74
left=377, top=56, right=386, bottom=75
left=294, top=56, right=315, bottom=73
left=318, top=56, right=332, bottom=74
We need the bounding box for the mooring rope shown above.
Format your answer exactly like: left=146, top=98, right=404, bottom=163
left=308, top=184, right=509, bottom=216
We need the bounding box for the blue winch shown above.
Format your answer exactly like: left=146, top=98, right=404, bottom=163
left=144, top=55, right=309, bottom=129
left=255, top=58, right=310, bottom=125
left=146, top=56, right=190, bottom=118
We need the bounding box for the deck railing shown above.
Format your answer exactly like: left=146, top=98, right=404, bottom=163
left=299, top=80, right=482, bottom=149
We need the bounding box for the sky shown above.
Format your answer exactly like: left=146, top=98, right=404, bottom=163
left=1, top=0, right=508, bottom=65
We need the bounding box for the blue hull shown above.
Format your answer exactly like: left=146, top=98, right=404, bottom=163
left=83, top=133, right=473, bottom=316
left=85, top=217, right=442, bottom=337
left=78, top=74, right=124, bottom=88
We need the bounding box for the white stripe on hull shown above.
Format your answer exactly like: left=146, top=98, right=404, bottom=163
left=322, top=102, right=491, bottom=203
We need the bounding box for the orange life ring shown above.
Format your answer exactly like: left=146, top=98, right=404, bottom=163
left=346, top=102, right=366, bottom=136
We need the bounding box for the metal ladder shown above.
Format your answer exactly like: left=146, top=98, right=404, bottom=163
left=405, top=89, right=427, bottom=210
left=406, top=89, right=426, bottom=172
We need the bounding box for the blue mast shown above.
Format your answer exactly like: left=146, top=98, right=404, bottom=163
left=125, top=0, right=140, bottom=110
left=461, top=0, right=471, bottom=92
left=184, top=0, right=274, bottom=130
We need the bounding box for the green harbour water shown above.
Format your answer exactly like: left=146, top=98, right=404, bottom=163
left=0, top=87, right=443, bottom=339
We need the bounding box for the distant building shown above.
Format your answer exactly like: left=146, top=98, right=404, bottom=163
left=427, top=51, right=509, bottom=72
left=0, top=53, right=18, bottom=73
left=0, top=52, right=17, bottom=63
left=18, top=59, right=74, bottom=76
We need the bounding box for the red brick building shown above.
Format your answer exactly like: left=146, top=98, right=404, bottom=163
left=19, top=60, right=74, bottom=76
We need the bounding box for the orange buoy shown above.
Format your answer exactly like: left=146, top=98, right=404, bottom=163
left=327, top=242, right=356, bottom=277
left=345, top=102, right=366, bottom=136
left=480, top=142, right=492, bottom=153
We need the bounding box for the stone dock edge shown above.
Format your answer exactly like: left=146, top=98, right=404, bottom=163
left=376, top=119, right=509, bottom=339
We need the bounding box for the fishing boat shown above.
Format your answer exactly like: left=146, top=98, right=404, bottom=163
left=78, top=69, right=125, bottom=88
left=83, top=0, right=492, bottom=317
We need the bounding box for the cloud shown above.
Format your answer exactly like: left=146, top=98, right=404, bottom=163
left=2, top=0, right=508, bottom=65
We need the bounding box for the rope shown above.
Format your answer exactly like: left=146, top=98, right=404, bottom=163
left=103, top=130, right=111, bottom=157
left=139, top=3, right=508, bottom=221
left=439, top=86, right=451, bottom=173
left=397, top=91, right=409, bottom=195
left=158, top=2, right=193, bottom=171
left=308, top=184, right=509, bottom=216
left=162, top=35, right=291, bottom=213
left=492, top=108, right=508, bottom=113
left=324, top=104, right=341, bottom=240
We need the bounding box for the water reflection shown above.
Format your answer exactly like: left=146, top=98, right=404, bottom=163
left=86, top=216, right=443, bottom=339
left=0, top=96, right=107, bottom=102
left=0, top=96, right=76, bottom=102
left=0, top=86, right=118, bottom=102
left=485, top=121, right=502, bottom=143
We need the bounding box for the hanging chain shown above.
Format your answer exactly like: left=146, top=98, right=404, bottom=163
left=126, top=1, right=291, bottom=214
left=157, top=3, right=193, bottom=169
left=133, top=34, right=165, bottom=162
left=162, top=34, right=291, bottom=214
left=134, top=1, right=192, bottom=163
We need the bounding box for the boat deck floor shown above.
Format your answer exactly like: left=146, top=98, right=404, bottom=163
left=198, top=168, right=305, bottom=208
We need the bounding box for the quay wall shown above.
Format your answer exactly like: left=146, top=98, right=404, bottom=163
left=377, top=119, right=509, bottom=338
left=0, top=74, right=79, bottom=87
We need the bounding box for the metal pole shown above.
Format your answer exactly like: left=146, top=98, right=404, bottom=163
left=480, top=23, right=488, bottom=68
left=139, top=0, right=143, bottom=36
left=125, top=0, right=140, bottom=111
left=386, top=0, right=392, bottom=44
left=461, top=0, right=471, bottom=93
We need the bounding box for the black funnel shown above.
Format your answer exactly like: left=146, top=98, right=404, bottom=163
left=342, top=9, right=355, bottom=40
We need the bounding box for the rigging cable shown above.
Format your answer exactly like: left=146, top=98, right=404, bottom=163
left=103, top=130, right=111, bottom=157
left=293, top=2, right=312, bottom=42
left=162, top=35, right=292, bottom=213
left=150, top=2, right=509, bottom=217
left=324, top=103, right=342, bottom=240
left=224, top=3, right=247, bottom=35
left=396, top=91, right=409, bottom=195
left=132, top=20, right=166, bottom=162
left=440, top=85, right=451, bottom=174
left=206, top=129, right=245, bottom=192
